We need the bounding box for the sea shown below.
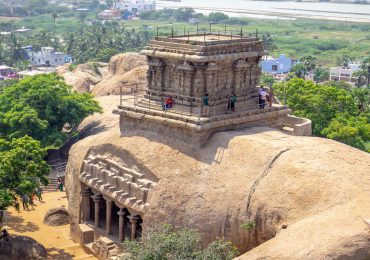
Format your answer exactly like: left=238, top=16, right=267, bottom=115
left=156, top=0, right=370, bottom=22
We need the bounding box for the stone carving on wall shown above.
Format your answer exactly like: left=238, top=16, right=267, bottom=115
left=204, top=62, right=220, bottom=95
left=177, top=61, right=195, bottom=95
left=80, top=151, right=158, bottom=213
left=148, top=59, right=164, bottom=91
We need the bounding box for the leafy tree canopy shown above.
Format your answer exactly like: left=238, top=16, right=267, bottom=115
left=0, top=136, right=49, bottom=210
left=208, top=12, right=229, bottom=23
left=0, top=74, right=102, bottom=147
left=274, top=77, right=369, bottom=152
left=122, top=224, right=239, bottom=260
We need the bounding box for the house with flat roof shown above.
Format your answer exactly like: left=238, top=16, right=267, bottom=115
left=27, top=47, right=73, bottom=66
left=329, top=64, right=360, bottom=84
left=115, top=0, right=155, bottom=15
left=260, top=54, right=293, bottom=74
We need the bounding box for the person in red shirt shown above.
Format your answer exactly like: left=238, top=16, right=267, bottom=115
left=163, top=96, right=174, bottom=110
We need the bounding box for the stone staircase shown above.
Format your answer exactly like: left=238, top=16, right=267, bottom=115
left=42, top=178, right=60, bottom=192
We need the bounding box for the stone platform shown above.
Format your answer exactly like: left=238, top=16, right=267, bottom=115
left=114, top=103, right=292, bottom=147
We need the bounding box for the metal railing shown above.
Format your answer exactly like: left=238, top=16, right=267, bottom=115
left=119, top=85, right=282, bottom=125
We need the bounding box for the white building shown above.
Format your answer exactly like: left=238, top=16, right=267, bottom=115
left=115, top=0, right=155, bottom=14
left=27, top=47, right=72, bottom=67
left=329, top=64, right=360, bottom=83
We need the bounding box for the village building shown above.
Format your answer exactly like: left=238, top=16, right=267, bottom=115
left=27, top=47, right=74, bottom=67
left=98, top=9, right=122, bottom=20
left=260, top=54, right=293, bottom=74
left=329, top=63, right=360, bottom=83
left=115, top=0, right=155, bottom=14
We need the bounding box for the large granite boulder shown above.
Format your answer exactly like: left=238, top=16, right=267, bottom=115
left=65, top=96, right=370, bottom=259
left=91, top=52, right=147, bottom=97
left=0, top=235, right=47, bottom=260
left=43, top=207, right=69, bottom=226
left=57, top=52, right=147, bottom=96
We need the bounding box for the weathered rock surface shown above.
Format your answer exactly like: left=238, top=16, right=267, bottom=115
left=57, top=62, right=108, bottom=93
left=0, top=235, right=47, bottom=260
left=91, top=52, right=147, bottom=97
left=65, top=96, right=370, bottom=259
left=57, top=52, right=147, bottom=96
left=43, top=207, right=69, bottom=226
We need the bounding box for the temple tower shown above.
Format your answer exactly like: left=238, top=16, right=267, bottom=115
left=114, top=33, right=292, bottom=146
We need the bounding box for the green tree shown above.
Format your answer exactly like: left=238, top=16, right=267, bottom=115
left=352, top=69, right=367, bottom=87
left=0, top=136, right=50, bottom=210
left=322, top=114, right=370, bottom=152
left=0, top=74, right=102, bottom=147
left=360, top=56, right=370, bottom=87
left=262, top=33, right=276, bottom=53
left=78, top=12, right=87, bottom=24
left=301, top=55, right=317, bottom=71
left=313, top=66, right=329, bottom=82
left=96, top=48, right=119, bottom=62
left=274, top=78, right=369, bottom=152
left=260, top=73, right=276, bottom=87
left=291, top=63, right=307, bottom=78
left=208, top=12, right=229, bottom=23
left=122, top=224, right=238, bottom=260
left=51, top=12, right=58, bottom=33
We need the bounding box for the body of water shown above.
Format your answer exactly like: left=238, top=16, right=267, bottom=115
left=157, top=0, right=370, bottom=22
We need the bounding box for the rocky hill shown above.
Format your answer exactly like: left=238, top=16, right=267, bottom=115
left=57, top=52, right=147, bottom=96
left=65, top=95, right=370, bottom=259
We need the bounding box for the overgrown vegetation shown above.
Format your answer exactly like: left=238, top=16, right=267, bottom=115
left=0, top=74, right=102, bottom=210
left=122, top=224, right=239, bottom=260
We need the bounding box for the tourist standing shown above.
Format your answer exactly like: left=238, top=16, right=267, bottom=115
left=57, top=178, right=61, bottom=191
left=259, top=88, right=269, bottom=109
left=202, top=93, right=209, bottom=117
left=228, top=93, right=237, bottom=113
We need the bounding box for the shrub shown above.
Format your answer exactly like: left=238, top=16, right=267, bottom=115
left=121, top=224, right=239, bottom=260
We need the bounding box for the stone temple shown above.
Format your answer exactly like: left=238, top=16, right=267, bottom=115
left=114, top=33, right=310, bottom=146
left=66, top=33, right=313, bottom=259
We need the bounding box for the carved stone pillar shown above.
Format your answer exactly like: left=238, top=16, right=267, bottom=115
left=93, top=194, right=102, bottom=228
left=82, top=188, right=92, bottom=222
left=177, top=62, right=195, bottom=95
left=204, top=62, right=220, bottom=94
left=118, top=208, right=126, bottom=242
left=148, top=59, right=164, bottom=92
left=192, top=63, right=206, bottom=96
left=129, top=215, right=140, bottom=240
left=105, top=199, right=112, bottom=235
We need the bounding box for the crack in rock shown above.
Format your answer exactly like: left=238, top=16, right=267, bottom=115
left=246, top=148, right=292, bottom=214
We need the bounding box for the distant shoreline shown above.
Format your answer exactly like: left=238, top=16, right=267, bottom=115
left=157, top=2, right=370, bottom=23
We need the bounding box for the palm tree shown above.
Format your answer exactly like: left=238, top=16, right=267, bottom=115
left=301, top=55, right=317, bottom=72
left=360, top=56, right=370, bottom=87
left=51, top=12, right=58, bottom=34
left=262, top=33, right=276, bottom=53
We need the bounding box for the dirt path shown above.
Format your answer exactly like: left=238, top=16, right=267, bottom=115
left=5, top=191, right=97, bottom=260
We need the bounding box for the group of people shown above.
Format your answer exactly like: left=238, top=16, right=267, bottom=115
left=202, top=93, right=237, bottom=116
left=57, top=177, right=64, bottom=192
left=162, top=87, right=272, bottom=117
left=20, top=187, right=43, bottom=211
left=258, top=86, right=273, bottom=109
